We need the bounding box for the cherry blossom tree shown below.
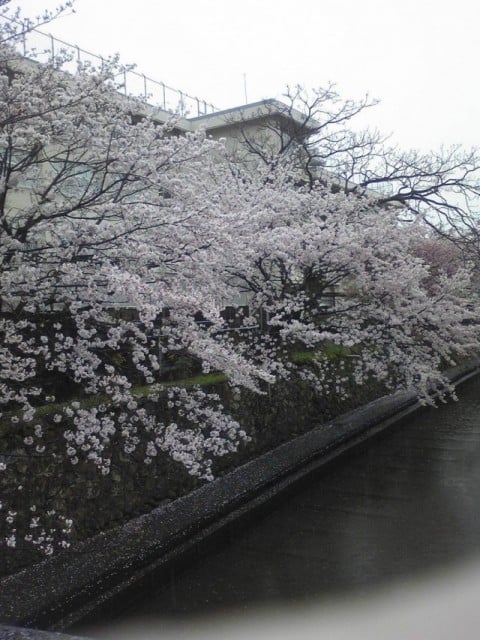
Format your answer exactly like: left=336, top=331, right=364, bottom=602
left=234, top=85, right=480, bottom=256
left=411, top=233, right=468, bottom=294
left=0, top=6, right=267, bottom=557
left=220, top=167, right=479, bottom=403
left=0, top=4, right=479, bottom=561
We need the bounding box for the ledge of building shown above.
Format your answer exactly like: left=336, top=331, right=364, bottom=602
left=1, top=358, right=479, bottom=633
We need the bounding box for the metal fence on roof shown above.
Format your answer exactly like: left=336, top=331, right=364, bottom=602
left=2, top=16, right=219, bottom=118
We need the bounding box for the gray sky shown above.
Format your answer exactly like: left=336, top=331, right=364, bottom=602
left=13, top=0, right=480, bottom=151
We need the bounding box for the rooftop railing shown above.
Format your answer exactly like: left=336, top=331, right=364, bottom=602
left=1, top=16, right=219, bottom=118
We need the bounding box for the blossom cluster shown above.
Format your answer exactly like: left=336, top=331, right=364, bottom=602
left=1, top=500, right=73, bottom=557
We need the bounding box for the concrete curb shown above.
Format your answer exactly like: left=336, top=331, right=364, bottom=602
left=0, top=625, right=87, bottom=640
left=1, top=358, right=479, bottom=632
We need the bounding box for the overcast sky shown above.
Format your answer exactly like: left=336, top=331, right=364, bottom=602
left=12, top=0, right=480, bottom=151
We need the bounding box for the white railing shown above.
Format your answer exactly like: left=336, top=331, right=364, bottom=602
left=2, top=16, right=219, bottom=118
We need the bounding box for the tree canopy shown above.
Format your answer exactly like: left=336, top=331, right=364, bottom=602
left=1, top=3, right=479, bottom=559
